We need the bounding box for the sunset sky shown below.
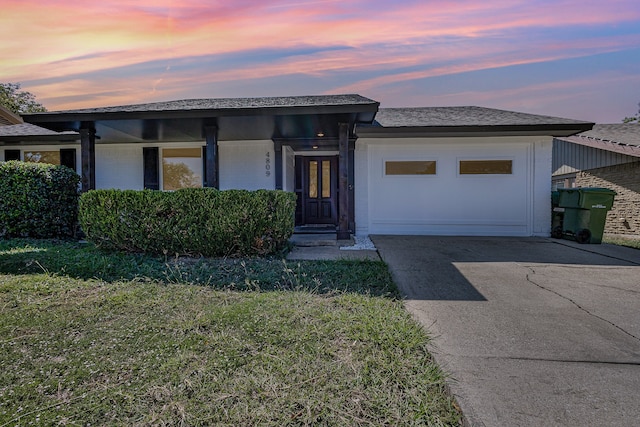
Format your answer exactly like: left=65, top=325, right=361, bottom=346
left=2, top=0, right=639, bottom=122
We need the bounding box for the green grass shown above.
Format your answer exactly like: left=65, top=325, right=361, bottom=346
left=603, top=235, right=640, bottom=250
left=0, top=239, right=461, bottom=426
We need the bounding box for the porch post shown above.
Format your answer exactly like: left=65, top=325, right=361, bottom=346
left=348, top=138, right=356, bottom=233
left=79, top=123, right=96, bottom=192
left=274, top=141, right=283, bottom=190
left=204, top=125, right=219, bottom=189
left=337, top=122, right=350, bottom=240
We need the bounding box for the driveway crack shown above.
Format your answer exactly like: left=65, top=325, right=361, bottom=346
left=525, top=267, right=640, bottom=342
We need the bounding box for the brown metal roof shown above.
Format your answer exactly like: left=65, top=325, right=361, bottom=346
left=0, top=105, right=23, bottom=126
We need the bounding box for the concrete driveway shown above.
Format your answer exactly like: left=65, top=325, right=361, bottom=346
left=371, top=236, right=640, bottom=427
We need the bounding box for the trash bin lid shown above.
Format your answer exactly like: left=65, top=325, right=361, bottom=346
left=578, top=187, right=617, bottom=195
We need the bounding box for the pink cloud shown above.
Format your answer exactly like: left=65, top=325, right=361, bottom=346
left=2, top=0, right=639, bottom=115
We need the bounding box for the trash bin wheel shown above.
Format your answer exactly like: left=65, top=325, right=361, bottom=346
left=575, top=228, right=591, bottom=244
left=551, top=226, right=563, bottom=239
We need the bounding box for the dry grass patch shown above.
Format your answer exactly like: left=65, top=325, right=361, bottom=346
left=0, top=239, right=460, bottom=426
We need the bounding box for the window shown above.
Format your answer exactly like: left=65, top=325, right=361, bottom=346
left=162, top=148, right=202, bottom=190
left=4, top=150, right=20, bottom=161
left=459, top=160, right=512, bottom=175
left=24, top=151, right=60, bottom=165
left=385, top=161, right=436, bottom=175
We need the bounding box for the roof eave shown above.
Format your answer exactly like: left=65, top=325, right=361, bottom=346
left=24, top=102, right=380, bottom=124
left=356, top=123, right=595, bottom=138
left=0, top=134, right=80, bottom=144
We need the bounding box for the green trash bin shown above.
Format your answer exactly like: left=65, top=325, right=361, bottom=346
left=556, top=188, right=616, bottom=244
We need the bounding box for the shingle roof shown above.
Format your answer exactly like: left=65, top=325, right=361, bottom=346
left=572, top=123, right=640, bottom=147
left=27, top=94, right=378, bottom=116
left=557, top=123, right=640, bottom=157
left=0, top=123, right=78, bottom=140
left=372, top=106, right=591, bottom=127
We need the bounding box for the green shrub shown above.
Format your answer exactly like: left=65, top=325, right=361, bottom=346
left=0, top=161, right=80, bottom=238
left=79, top=188, right=296, bottom=257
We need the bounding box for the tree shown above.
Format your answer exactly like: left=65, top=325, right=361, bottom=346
left=0, top=82, right=47, bottom=115
left=622, top=102, right=639, bottom=123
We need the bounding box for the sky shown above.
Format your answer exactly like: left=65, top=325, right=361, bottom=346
left=2, top=0, right=640, bottom=123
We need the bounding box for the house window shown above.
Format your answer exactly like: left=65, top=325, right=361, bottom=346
left=24, top=151, right=61, bottom=165
left=459, top=160, right=512, bottom=175
left=162, top=148, right=203, bottom=190
left=385, top=161, right=437, bottom=175
left=4, top=150, right=21, bottom=161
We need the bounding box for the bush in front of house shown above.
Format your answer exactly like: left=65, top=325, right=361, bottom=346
left=78, top=188, right=296, bottom=257
left=0, top=161, right=80, bottom=238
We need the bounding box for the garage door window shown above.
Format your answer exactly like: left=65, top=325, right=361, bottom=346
left=459, top=160, right=512, bottom=175
left=385, top=161, right=436, bottom=175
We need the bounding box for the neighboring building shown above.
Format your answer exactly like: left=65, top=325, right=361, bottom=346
left=553, top=124, right=640, bottom=236
left=3, top=95, right=592, bottom=238
left=0, top=104, right=79, bottom=166
left=0, top=104, right=23, bottom=126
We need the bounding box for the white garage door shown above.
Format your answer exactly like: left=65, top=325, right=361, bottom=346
left=365, top=140, right=533, bottom=236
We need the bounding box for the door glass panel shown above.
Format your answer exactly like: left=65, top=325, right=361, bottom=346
left=309, top=161, right=318, bottom=198
left=322, top=160, right=331, bottom=198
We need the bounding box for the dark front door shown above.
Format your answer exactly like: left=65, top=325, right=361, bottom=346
left=296, top=156, right=338, bottom=225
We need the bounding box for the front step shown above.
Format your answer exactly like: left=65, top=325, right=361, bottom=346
left=290, top=233, right=339, bottom=247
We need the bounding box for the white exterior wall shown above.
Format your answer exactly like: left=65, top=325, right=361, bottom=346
left=355, top=136, right=552, bottom=237
left=2, top=140, right=280, bottom=191
left=532, top=137, right=553, bottom=236
left=96, top=144, right=144, bottom=190
left=219, top=140, right=275, bottom=190
left=283, top=145, right=295, bottom=192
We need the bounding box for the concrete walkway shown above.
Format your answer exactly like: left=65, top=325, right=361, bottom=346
left=286, top=233, right=380, bottom=261
left=372, top=236, right=640, bottom=427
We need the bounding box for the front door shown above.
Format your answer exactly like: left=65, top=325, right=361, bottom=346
left=296, top=156, right=338, bottom=225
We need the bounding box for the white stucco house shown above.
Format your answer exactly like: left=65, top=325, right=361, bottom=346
left=1, top=95, right=593, bottom=239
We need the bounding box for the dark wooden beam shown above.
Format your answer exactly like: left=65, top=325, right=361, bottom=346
left=79, top=124, right=96, bottom=192
left=348, top=138, right=355, bottom=233
left=337, top=122, right=350, bottom=240
left=204, top=125, right=219, bottom=189
left=274, top=141, right=283, bottom=190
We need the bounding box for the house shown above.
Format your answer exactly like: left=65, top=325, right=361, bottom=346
left=0, top=104, right=78, bottom=165
left=553, top=124, right=640, bottom=236
left=2, top=94, right=592, bottom=238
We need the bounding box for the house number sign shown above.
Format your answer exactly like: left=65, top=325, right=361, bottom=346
left=265, top=151, right=271, bottom=177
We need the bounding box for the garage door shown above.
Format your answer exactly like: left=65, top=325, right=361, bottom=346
left=366, top=141, right=532, bottom=236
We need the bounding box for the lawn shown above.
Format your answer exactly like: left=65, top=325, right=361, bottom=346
left=0, top=239, right=461, bottom=426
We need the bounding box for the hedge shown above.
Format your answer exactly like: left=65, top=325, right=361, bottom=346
left=0, top=161, right=80, bottom=238
left=79, top=188, right=296, bottom=257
